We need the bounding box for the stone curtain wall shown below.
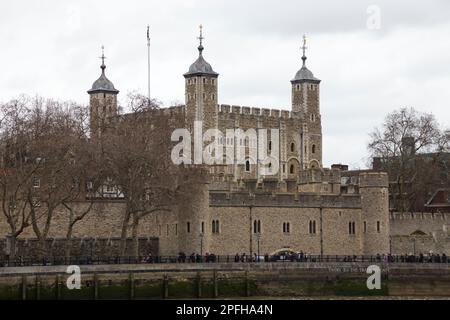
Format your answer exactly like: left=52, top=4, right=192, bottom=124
left=0, top=238, right=158, bottom=259
left=390, top=212, right=449, bottom=255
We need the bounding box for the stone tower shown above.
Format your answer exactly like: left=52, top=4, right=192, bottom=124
left=88, top=47, right=119, bottom=139
left=291, top=36, right=322, bottom=168
left=183, top=25, right=219, bottom=133
left=360, top=172, right=390, bottom=255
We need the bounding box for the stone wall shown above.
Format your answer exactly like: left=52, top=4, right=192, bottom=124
left=0, top=263, right=448, bottom=299
left=0, top=238, right=158, bottom=259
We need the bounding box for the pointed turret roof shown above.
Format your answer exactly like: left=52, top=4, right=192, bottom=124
left=88, top=46, right=119, bottom=94
left=184, top=25, right=218, bottom=78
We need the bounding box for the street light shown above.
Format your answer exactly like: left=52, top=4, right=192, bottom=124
left=200, top=232, right=204, bottom=257
left=256, top=232, right=261, bottom=262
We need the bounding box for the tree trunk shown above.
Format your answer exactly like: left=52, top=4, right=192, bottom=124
left=131, top=214, right=140, bottom=258
left=119, top=209, right=131, bottom=257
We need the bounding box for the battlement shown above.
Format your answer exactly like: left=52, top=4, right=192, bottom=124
left=209, top=191, right=361, bottom=208
left=218, top=104, right=294, bottom=119
left=160, top=105, right=185, bottom=116
left=299, top=168, right=341, bottom=185
left=359, top=172, right=389, bottom=188
left=390, top=211, right=449, bottom=221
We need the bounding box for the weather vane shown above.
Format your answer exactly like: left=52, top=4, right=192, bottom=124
left=100, top=45, right=106, bottom=67
left=302, top=34, right=307, bottom=57
left=198, top=24, right=204, bottom=45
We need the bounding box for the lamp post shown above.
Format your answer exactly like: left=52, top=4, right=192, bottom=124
left=256, top=233, right=261, bottom=262
left=200, top=232, right=204, bottom=257
left=249, top=205, right=253, bottom=258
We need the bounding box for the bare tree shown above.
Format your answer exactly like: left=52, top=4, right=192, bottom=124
left=101, top=93, right=203, bottom=257
left=0, top=96, right=35, bottom=259
left=368, top=107, right=449, bottom=212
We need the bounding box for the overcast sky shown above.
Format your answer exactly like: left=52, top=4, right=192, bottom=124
left=0, top=0, right=449, bottom=168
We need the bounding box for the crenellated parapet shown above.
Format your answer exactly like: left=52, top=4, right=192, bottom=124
left=218, top=104, right=297, bottom=119
left=359, top=172, right=389, bottom=188
left=209, top=191, right=361, bottom=208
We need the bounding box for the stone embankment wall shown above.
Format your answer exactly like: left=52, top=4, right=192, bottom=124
left=0, top=263, right=448, bottom=299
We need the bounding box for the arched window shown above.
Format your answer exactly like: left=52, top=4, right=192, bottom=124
left=290, top=164, right=295, bottom=174
left=245, top=160, right=250, bottom=172
left=290, top=143, right=295, bottom=152
left=312, top=144, right=316, bottom=154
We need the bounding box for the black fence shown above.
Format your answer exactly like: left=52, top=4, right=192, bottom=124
left=1, top=253, right=449, bottom=267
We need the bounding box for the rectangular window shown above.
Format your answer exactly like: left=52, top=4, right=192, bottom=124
left=187, top=222, right=191, bottom=233
left=363, top=221, right=367, bottom=233
left=377, top=221, right=381, bottom=233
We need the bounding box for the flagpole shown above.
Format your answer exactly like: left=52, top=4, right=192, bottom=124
left=147, top=25, right=151, bottom=102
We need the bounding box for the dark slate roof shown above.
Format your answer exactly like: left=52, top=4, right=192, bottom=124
left=292, top=66, right=320, bottom=83
left=291, top=56, right=320, bottom=83
left=184, top=45, right=218, bottom=78
left=88, top=65, right=119, bottom=94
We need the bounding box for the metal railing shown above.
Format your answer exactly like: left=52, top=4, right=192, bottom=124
left=1, top=254, right=448, bottom=267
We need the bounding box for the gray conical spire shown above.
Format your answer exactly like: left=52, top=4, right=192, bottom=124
left=184, top=25, right=218, bottom=78
left=88, top=46, right=119, bottom=94
left=291, top=35, right=320, bottom=83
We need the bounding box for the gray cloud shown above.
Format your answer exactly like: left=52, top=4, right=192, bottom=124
left=0, top=0, right=449, bottom=168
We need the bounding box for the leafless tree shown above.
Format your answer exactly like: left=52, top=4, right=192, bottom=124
left=101, top=93, right=203, bottom=257
left=368, top=107, right=449, bottom=212
left=0, top=96, right=35, bottom=259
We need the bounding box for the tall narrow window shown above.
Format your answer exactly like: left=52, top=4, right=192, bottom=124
left=377, top=221, right=381, bottom=233
left=312, top=145, right=316, bottom=154
left=254, top=220, right=261, bottom=233
left=363, top=221, right=367, bottom=233
left=290, top=143, right=295, bottom=152
left=212, top=220, right=220, bottom=234
left=245, top=160, right=250, bottom=172
left=187, top=222, right=191, bottom=233
left=201, top=222, right=205, bottom=234
left=290, top=164, right=295, bottom=174
left=309, top=220, right=316, bottom=234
